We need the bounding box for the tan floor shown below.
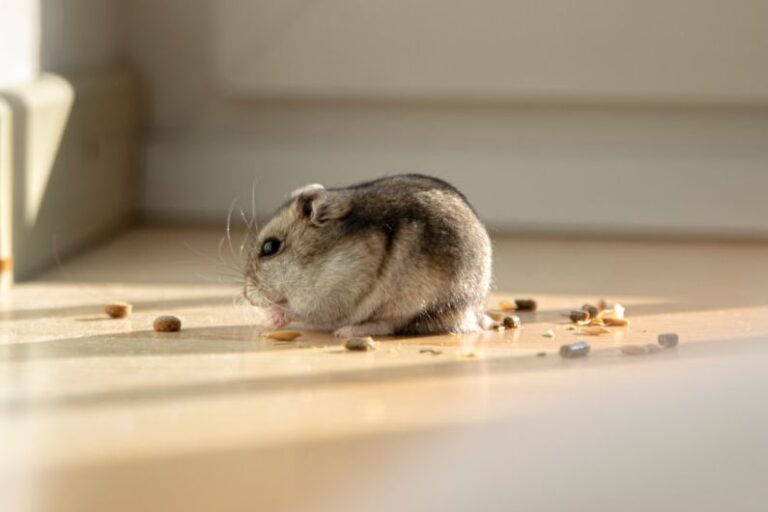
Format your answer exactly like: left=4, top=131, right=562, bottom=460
left=2, top=227, right=768, bottom=512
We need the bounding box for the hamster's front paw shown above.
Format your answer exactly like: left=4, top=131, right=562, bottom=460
left=334, top=322, right=395, bottom=338
left=269, top=307, right=291, bottom=328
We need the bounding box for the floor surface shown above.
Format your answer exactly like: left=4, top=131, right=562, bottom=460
left=2, top=227, right=768, bottom=512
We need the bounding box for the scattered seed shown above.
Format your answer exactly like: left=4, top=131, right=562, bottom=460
left=104, top=303, right=132, bottom=319
left=575, top=325, right=611, bottom=336
left=153, top=315, right=181, bottom=332
left=344, top=336, right=376, bottom=351
left=419, top=348, right=443, bottom=356
left=570, top=310, right=590, bottom=323
left=263, top=330, right=302, bottom=341
left=604, top=317, right=629, bottom=327
left=542, top=329, right=556, bottom=338
left=515, top=298, right=538, bottom=312
left=582, top=304, right=599, bottom=319
left=503, top=315, right=522, bottom=329
left=560, top=341, right=590, bottom=359
left=486, top=310, right=505, bottom=321
left=658, top=333, right=679, bottom=348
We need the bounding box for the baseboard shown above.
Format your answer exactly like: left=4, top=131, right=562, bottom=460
left=141, top=101, right=768, bottom=239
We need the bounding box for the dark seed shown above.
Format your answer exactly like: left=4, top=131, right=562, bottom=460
left=658, top=333, right=679, bottom=348
left=502, top=315, right=522, bottom=329
left=515, top=299, right=537, bottom=311
left=569, top=310, right=589, bottom=323
left=582, top=304, right=599, bottom=319
left=559, top=341, right=590, bottom=359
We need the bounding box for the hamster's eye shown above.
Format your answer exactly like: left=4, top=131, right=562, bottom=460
left=259, top=237, right=282, bottom=257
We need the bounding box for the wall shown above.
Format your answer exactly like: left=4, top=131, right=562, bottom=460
left=1, top=0, right=139, bottom=280
left=127, top=0, right=768, bottom=237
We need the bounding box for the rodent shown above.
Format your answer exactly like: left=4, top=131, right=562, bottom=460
left=244, top=174, right=493, bottom=337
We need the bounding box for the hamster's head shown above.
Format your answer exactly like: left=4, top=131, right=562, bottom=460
left=244, top=184, right=379, bottom=329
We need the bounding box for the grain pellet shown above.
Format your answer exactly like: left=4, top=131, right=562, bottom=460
left=104, top=303, right=132, bottom=319
left=153, top=315, right=181, bottom=332
left=658, top=333, right=679, bottom=348
left=569, top=310, right=589, bottom=323
left=344, top=336, right=376, bottom=352
left=263, top=330, right=302, bottom=341
left=515, top=298, right=537, bottom=312
left=502, top=315, right=522, bottom=329
left=559, top=341, right=590, bottom=359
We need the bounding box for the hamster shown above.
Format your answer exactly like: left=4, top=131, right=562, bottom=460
left=244, top=174, right=493, bottom=337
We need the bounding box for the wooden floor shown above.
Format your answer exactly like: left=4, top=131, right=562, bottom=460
left=2, top=227, right=768, bottom=512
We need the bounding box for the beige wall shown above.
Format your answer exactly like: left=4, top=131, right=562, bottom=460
left=126, top=0, right=768, bottom=237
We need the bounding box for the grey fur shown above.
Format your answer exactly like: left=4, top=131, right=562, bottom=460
left=244, top=174, right=493, bottom=336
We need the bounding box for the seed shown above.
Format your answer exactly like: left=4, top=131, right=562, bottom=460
left=542, top=329, right=556, bottom=338
left=153, top=315, right=181, bottom=332
left=604, top=317, right=629, bottom=327
left=419, top=348, right=443, bottom=356
left=502, top=315, right=522, bottom=329
left=104, top=303, right=132, bottom=319
left=499, top=299, right=516, bottom=312
left=263, top=330, right=302, bottom=341
left=658, top=333, right=679, bottom=348
left=515, top=298, right=537, bottom=311
left=344, top=336, right=376, bottom=351
left=582, top=304, right=599, bottom=319
left=575, top=325, right=611, bottom=336
left=559, top=341, right=590, bottom=359
left=570, top=310, right=590, bottom=323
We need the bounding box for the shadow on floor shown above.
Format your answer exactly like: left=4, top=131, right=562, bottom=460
left=3, top=334, right=765, bottom=415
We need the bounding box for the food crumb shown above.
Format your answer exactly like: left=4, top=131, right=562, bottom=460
left=542, top=329, right=556, bottom=338
left=575, top=325, right=611, bottom=336
left=263, top=330, right=302, bottom=341
left=344, top=336, right=376, bottom=352
left=104, top=303, right=132, bottom=319
left=153, top=315, right=181, bottom=332
left=419, top=348, right=443, bottom=356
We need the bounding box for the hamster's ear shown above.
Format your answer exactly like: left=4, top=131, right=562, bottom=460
left=291, top=184, right=349, bottom=226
